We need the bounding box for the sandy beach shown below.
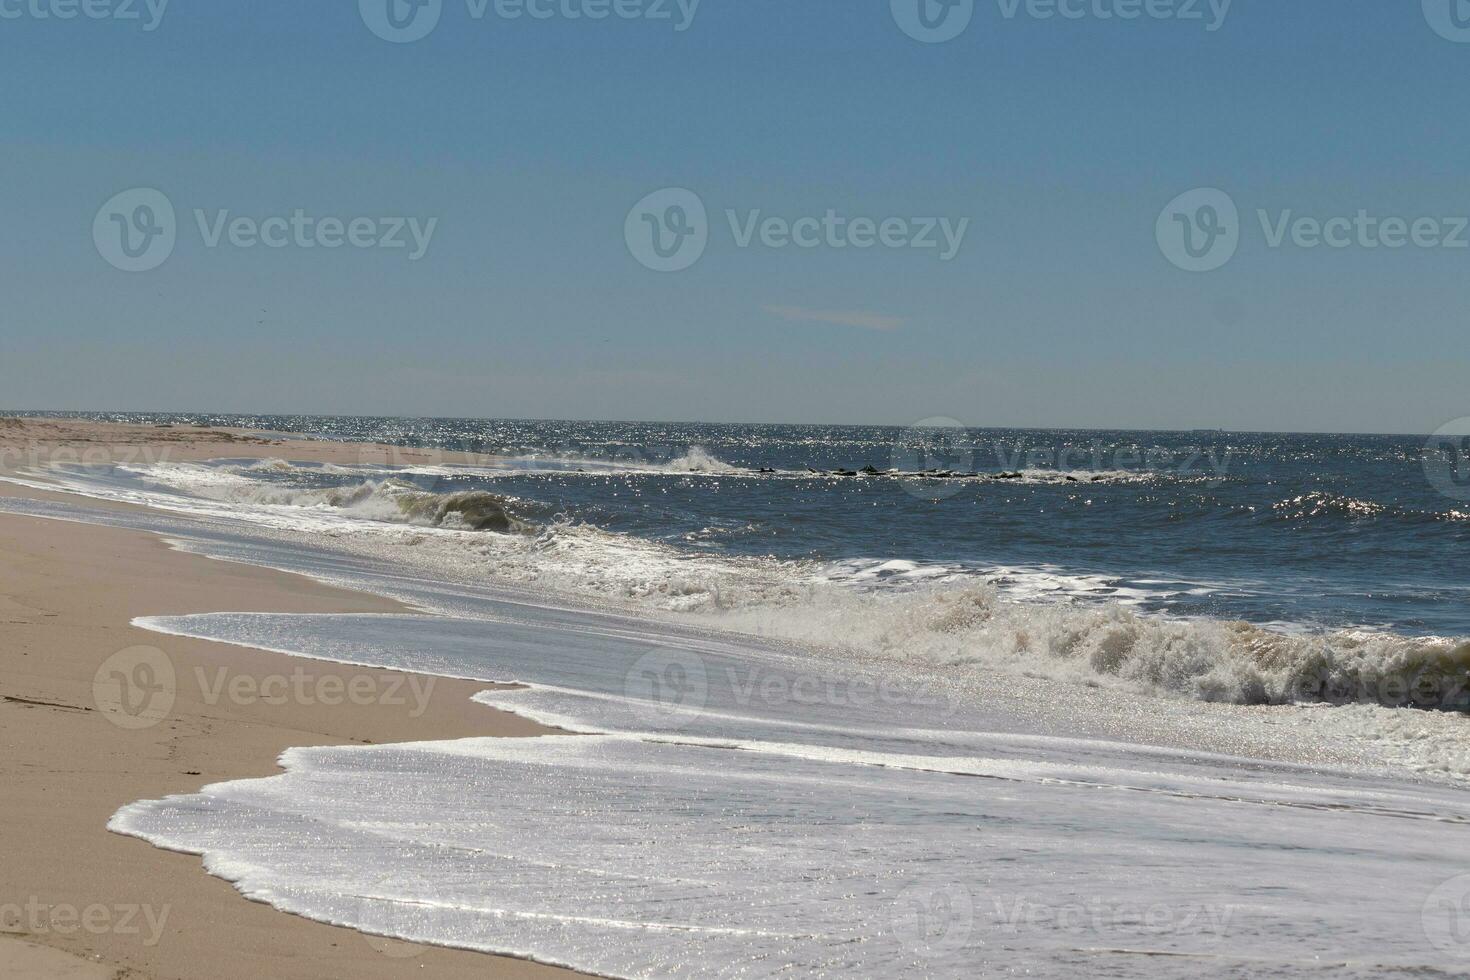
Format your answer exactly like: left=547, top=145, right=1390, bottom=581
left=8, top=415, right=1470, bottom=977
left=0, top=419, right=584, bottom=979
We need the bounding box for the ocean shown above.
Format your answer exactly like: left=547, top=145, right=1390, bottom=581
left=7, top=412, right=1470, bottom=977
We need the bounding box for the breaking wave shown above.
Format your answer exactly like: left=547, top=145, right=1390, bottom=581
left=49, top=459, right=1470, bottom=715
left=665, top=446, right=744, bottom=474
left=120, top=463, right=535, bottom=533
left=705, top=585, right=1470, bottom=712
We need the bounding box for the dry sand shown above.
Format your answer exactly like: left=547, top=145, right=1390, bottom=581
left=0, top=418, right=589, bottom=979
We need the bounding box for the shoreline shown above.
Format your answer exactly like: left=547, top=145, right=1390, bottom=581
left=9, top=418, right=1470, bottom=975
left=0, top=420, right=588, bottom=979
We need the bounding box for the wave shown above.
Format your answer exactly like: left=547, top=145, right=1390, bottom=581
left=705, top=585, right=1470, bottom=712
left=121, top=463, right=535, bottom=533
left=1269, top=490, right=1470, bottom=525
left=270, top=479, right=535, bottom=533
left=1272, top=492, right=1387, bottom=522
left=55, top=460, right=1470, bottom=715
left=664, top=446, right=744, bottom=474
left=485, top=445, right=750, bottom=477
left=241, top=458, right=353, bottom=475
left=196, top=453, right=1184, bottom=487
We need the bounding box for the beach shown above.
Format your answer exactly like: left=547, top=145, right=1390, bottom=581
left=3, top=415, right=1470, bottom=977
left=0, top=420, right=582, bottom=978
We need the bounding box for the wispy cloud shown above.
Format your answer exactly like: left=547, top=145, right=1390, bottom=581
left=762, top=305, right=907, bottom=332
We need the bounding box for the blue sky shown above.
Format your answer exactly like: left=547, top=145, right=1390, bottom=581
left=1, top=0, right=1466, bottom=432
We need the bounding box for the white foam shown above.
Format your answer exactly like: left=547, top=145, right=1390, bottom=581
left=2, top=477, right=1465, bottom=976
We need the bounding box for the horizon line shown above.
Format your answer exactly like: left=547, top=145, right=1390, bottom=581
left=0, top=409, right=1448, bottom=441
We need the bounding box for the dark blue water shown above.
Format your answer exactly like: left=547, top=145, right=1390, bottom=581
left=23, top=412, right=1470, bottom=637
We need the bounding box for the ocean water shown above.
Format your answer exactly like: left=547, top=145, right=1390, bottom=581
left=7, top=413, right=1470, bottom=976
left=34, top=413, right=1470, bottom=630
